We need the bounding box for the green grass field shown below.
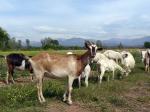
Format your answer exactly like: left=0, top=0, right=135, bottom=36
left=0, top=50, right=150, bottom=112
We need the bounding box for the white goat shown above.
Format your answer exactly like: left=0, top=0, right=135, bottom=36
left=141, top=50, right=146, bottom=62
left=67, top=52, right=91, bottom=88
left=104, top=50, right=123, bottom=64
left=144, top=49, right=150, bottom=72
left=78, top=64, right=91, bottom=87
left=93, top=53, right=126, bottom=84
left=121, top=51, right=135, bottom=76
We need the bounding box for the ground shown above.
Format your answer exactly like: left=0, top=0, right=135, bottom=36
left=0, top=50, right=150, bottom=112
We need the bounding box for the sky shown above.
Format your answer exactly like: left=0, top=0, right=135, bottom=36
left=0, top=0, right=150, bottom=41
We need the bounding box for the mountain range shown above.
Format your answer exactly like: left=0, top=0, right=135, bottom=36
left=58, top=36, right=150, bottom=47
left=29, top=36, right=150, bottom=47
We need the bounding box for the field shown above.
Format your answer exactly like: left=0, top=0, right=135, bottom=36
left=0, top=50, right=150, bottom=112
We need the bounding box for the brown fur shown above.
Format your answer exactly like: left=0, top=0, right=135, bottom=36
left=31, top=51, right=90, bottom=77
left=29, top=41, right=99, bottom=104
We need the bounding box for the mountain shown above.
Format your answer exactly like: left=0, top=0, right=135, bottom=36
left=24, top=36, right=150, bottom=47
left=22, top=41, right=41, bottom=47
left=58, top=38, right=86, bottom=46
left=102, top=36, right=150, bottom=47
left=58, top=36, right=150, bottom=47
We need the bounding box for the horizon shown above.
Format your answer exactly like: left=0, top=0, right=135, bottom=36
left=0, top=0, right=150, bottom=41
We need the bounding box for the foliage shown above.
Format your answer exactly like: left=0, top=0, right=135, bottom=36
left=96, top=40, right=102, bottom=47
left=41, top=37, right=59, bottom=49
left=144, top=41, right=150, bottom=48
left=118, top=42, right=124, bottom=49
left=26, top=39, right=31, bottom=49
left=0, top=27, right=10, bottom=49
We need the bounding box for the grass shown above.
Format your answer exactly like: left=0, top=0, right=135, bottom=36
left=0, top=49, right=85, bottom=56
left=0, top=49, right=150, bottom=112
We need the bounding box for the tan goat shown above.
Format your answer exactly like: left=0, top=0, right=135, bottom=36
left=29, top=41, right=100, bottom=105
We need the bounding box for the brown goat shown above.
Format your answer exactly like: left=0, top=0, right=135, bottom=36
left=29, top=41, right=100, bottom=104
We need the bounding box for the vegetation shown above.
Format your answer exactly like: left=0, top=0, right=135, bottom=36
left=96, top=40, right=103, bottom=48
left=144, top=41, right=150, bottom=48
left=0, top=50, right=149, bottom=112
left=0, top=27, right=10, bottom=50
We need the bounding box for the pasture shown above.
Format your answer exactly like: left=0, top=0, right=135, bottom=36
left=0, top=50, right=150, bottom=112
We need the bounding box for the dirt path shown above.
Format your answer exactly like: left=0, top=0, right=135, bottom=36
left=44, top=101, right=93, bottom=112
left=120, top=81, right=150, bottom=112
left=0, top=77, right=32, bottom=87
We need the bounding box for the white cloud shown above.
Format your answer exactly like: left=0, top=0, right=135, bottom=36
left=34, top=26, right=68, bottom=33
left=1, top=0, right=150, bottom=41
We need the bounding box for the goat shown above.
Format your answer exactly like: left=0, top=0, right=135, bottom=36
left=103, top=50, right=123, bottom=64
left=67, top=51, right=91, bottom=88
left=93, top=52, right=126, bottom=84
left=78, top=64, right=91, bottom=88
left=5, top=53, right=33, bottom=84
left=121, top=51, right=135, bottom=76
left=141, top=50, right=146, bottom=62
left=28, top=41, right=99, bottom=104
left=144, top=49, right=150, bottom=72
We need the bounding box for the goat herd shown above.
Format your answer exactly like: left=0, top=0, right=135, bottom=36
left=0, top=41, right=150, bottom=105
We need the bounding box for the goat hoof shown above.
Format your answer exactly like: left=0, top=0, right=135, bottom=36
left=63, top=99, right=67, bottom=102
left=67, top=100, right=73, bottom=105
left=63, top=96, right=67, bottom=102
left=40, top=100, right=46, bottom=104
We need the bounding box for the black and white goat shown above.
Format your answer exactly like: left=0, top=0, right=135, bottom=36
left=5, top=53, right=33, bottom=84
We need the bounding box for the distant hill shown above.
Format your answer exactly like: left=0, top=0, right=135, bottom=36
left=58, top=38, right=86, bottom=46
left=24, top=36, right=150, bottom=47
left=22, top=41, right=41, bottom=47
left=102, top=36, right=150, bottom=47
left=58, top=36, right=150, bottom=47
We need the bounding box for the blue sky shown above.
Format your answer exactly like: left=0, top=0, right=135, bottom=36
left=0, top=0, right=150, bottom=41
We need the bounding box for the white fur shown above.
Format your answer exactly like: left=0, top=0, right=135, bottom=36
left=67, top=52, right=91, bottom=87
left=93, top=52, right=126, bottom=83
left=15, top=60, right=25, bottom=70
left=67, top=52, right=73, bottom=55
left=121, top=51, right=135, bottom=76
left=144, top=49, right=150, bottom=72
left=104, top=50, right=123, bottom=64
left=141, top=50, right=146, bottom=62
left=78, top=64, right=91, bottom=88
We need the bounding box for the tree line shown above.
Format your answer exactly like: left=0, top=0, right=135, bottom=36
left=0, top=27, right=83, bottom=50
left=0, top=27, right=150, bottom=50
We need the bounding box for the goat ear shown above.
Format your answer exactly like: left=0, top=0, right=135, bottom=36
left=85, top=41, right=91, bottom=49
left=123, top=54, right=128, bottom=58
left=97, top=47, right=103, bottom=51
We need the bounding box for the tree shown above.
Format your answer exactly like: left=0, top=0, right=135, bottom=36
left=41, top=37, right=59, bottom=49
left=96, top=40, right=102, bottom=47
left=17, top=40, right=22, bottom=49
left=26, top=39, right=31, bottom=49
left=0, top=27, right=10, bottom=49
left=8, top=37, right=18, bottom=49
left=144, top=41, right=150, bottom=48
left=118, top=42, right=123, bottom=49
